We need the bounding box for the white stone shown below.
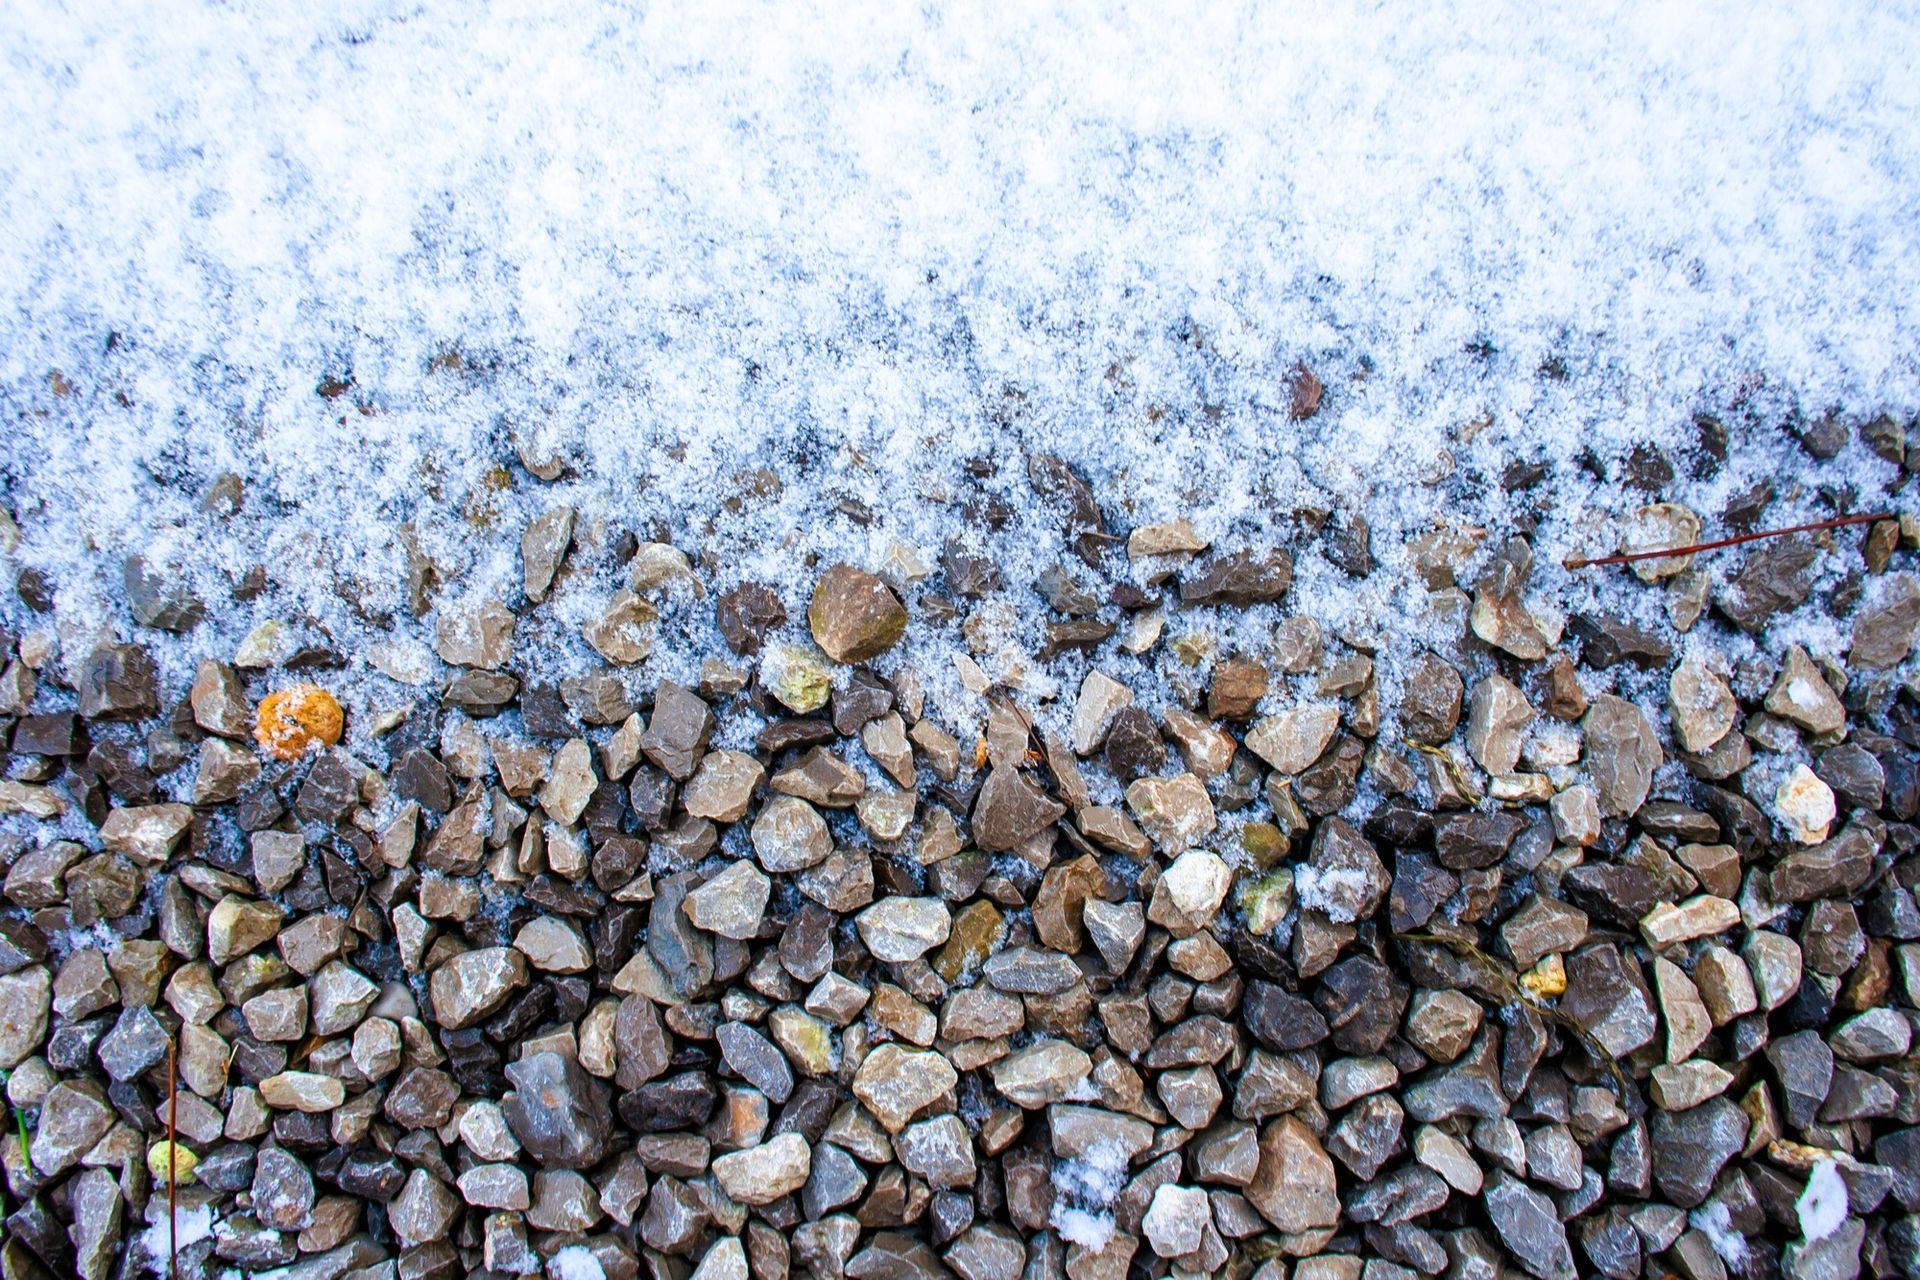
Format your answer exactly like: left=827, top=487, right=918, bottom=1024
left=1142, top=1183, right=1208, bottom=1257
left=1775, top=764, right=1836, bottom=845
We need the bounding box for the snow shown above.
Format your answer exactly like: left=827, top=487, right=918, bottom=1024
left=549, top=1245, right=609, bottom=1280
left=1294, top=864, right=1374, bottom=924
left=1690, top=1200, right=1750, bottom=1268
left=1050, top=1134, right=1132, bottom=1250
left=0, top=1, right=1915, bottom=836
left=1797, top=1158, right=1851, bottom=1243
left=1051, top=1205, right=1117, bottom=1252
left=139, top=1203, right=213, bottom=1274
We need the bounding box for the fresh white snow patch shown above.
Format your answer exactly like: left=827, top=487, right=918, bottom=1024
left=1797, top=1159, right=1851, bottom=1243
left=549, top=1245, right=609, bottom=1280
left=140, top=1203, right=213, bottom=1274
left=1690, top=1200, right=1750, bottom=1268
left=1051, top=1205, right=1117, bottom=1252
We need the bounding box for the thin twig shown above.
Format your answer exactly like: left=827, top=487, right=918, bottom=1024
left=1563, top=511, right=1895, bottom=570
left=167, top=1033, right=178, bottom=1280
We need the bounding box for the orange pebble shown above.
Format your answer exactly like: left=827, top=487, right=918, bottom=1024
left=254, top=684, right=345, bottom=760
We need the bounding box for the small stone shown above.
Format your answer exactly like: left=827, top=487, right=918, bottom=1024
left=1648, top=1095, right=1748, bottom=1207
left=1484, top=1171, right=1576, bottom=1280
left=810, top=564, right=909, bottom=663
left=897, top=1113, right=977, bottom=1189
left=1583, top=694, right=1661, bottom=817
left=713, top=1131, right=813, bottom=1203
left=717, top=1021, right=795, bottom=1102
left=1210, top=658, right=1269, bottom=720
left=1296, top=816, right=1389, bottom=925
left=260, top=1070, right=347, bottom=1112
left=124, top=552, right=206, bottom=631
left=539, top=736, right=598, bottom=826
left=854, top=1043, right=959, bottom=1131
left=862, top=713, right=915, bottom=789
left=502, top=1050, right=613, bottom=1169
left=1125, top=773, right=1217, bottom=853
left=1180, top=548, right=1294, bottom=606
left=1776, top=764, right=1837, bottom=844
left=1621, top=502, right=1702, bottom=582
left=1649, top=1060, right=1733, bottom=1110
left=1148, top=847, right=1233, bottom=933
left=429, top=947, right=528, bottom=1029
left=190, top=659, right=251, bottom=738
left=583, top=590, right=658, bottom=664
left=972, top=767, right=1066, bottom=852
left=459, top=1163, right=532, bottom=1211
left=1414, top=1125, right=1483, bottom=1194
left=1246, top=1115, right=1338, bottom=1233
left=1401, top=654, right=1464, bottom=745
left=1669, top=655, right=1737, bottom=755
left=77, top=642, right=159, bottom=721
left=752, top=795, right=834, bottom=872
left=716, top=582, right=786, bottom=656
left=32, top=1079, right=115, bottom=1175
left=1765, top=646, right=1846, bottom=736
left=641, top=683, right=714, bottom=780
left=1466, top=674, right=1534, bottom=775
left=1640, top=895, right=1740, bottom=948
left=1246, top=703, right=1340, bottom=774
left=857, top=897, right=953, bottom=962
left=1853, top=572, right=1920, bottom=669
left=99, top=802, right=194, bottom=865
left=1071, top=671, right=1134, bottom=756
left=1129, top=518, right=1208, bottom=559
left=684, top=860, right=771, bottom=939
left=763, top=642, right=832, bottom=713
left=1501, top=896, right=1589, bottom=971
left=682, top=750, right=765, bottom=822
left=513, top=916, right=592, bottom=972
left=521, top=507, right=575, bottom=603
left=1143, top=1184, right=1208, bottom=1257
left=991, top=1039, right=1093, bottom=1108
left=208, top=894, right=283, bottom=965
left=436, top=598, right=515, bottom=668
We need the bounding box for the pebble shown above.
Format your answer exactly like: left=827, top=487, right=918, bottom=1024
left=972, top=766, right=1066, bottom=852
left=1766, top=645, right=1847, bottom=735
left=1668, top=653, right=1736, bottom=754
left=751, top=795, right=835, bottom=871
left=1465, top=674, right=1533, bottom=775
left=1246, top=703, right=1341, bottom=774
left=683, top=859, right=772, bottom=939
left=714, top=1132, right=814, bottom=1203
left=857, top=897, right=953, bottom=962
left=1125, top=773, right=1218, bottom=853
left=810, top=564, right=909, bottom=663
left=1142, top=1184, right=1209, bottom=1257
left=1776, top=763, right=1838, bottom=844
left=1582, top=694, right=1661, bottom=817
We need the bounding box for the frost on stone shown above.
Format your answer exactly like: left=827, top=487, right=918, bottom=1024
left=1048, top=1135, right=1133, bottom=1252
left=1690, top=1200, right=1750, bottom=1267
left=139, top=1204, right=213, bottom=1275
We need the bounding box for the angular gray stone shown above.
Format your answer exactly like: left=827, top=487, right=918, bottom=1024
left=1484, top=1171, right=1576, bottom=1280
left=501, top=1051, right=613, bottom=1169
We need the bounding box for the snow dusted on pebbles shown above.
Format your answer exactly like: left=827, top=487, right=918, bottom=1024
left=0, top=4, right=1917, bottom=1280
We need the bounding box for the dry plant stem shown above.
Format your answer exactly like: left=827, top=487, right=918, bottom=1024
left=1563, top=511, right=1895, bottom=570
left=167, top=1034, right=178, bottom=1280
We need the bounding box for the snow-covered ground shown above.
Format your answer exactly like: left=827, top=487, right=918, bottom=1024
left=0, top=0, right=1914, bottom=737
